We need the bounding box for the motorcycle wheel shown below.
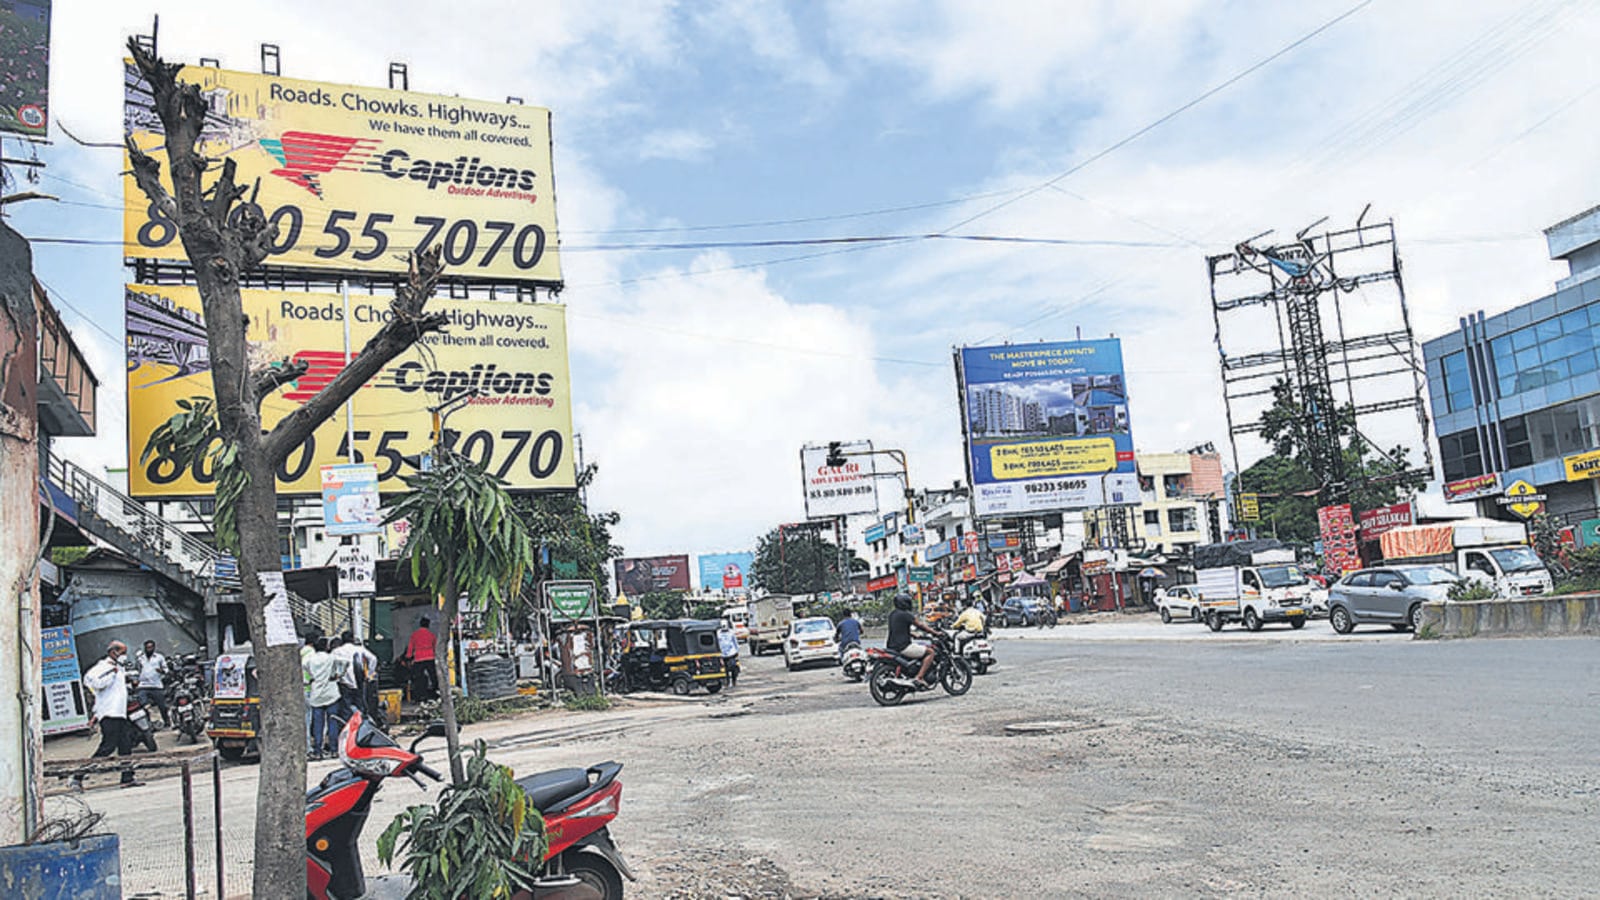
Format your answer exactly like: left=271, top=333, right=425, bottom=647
left=868, top=662, right=906, bottom=707
left=142, top=731, right=158, bottom=753
left=555, top=851, right=625, bottom=899
left=844, top=663, right=864, bottom=683
left=941, top=658, right=973, bottom=696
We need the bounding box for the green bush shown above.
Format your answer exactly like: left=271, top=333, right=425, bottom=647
left=377, top=741, right=547, bottom=900
left=416, top=691, right=538, bottom=727
left=1447, top=580, right=1498, bottom=602
left=563, top=693, right=611, bottom=712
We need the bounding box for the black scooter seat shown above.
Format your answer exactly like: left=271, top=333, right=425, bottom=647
left=516, top=768, right=592, bottom=812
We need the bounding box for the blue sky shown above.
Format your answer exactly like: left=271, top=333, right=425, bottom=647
left=10, top=0, right=1600, bottom=558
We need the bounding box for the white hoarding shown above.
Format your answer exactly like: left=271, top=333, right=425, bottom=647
left=336, top=543, right=377, bottom=596
left=801, top=441, right=878, bottom=519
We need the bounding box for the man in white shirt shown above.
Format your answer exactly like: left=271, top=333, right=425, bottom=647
left=303, top=637, right=349, bottom=759
left=82, top=640, right=139, bottom=787
left=331, top=631, right=379, bottom=719
left=135, top=640, right=170, bottom=729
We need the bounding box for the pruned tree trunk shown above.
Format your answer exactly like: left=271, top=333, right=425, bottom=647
left=125, top=42, right=449, bottom=899
left=435, top=577, right=466, bottom=785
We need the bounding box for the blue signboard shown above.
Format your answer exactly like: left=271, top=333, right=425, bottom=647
left=863, top=523, right=887, bottom=544
left=697, top=551, right=755, bottom=593
left=959, top=339, right=1136, bottom=517
left=320, top=463, right=381, bottom=536
left=923, top=538, right=955, bottom=562
left=40, top=626, right=89, bottom=735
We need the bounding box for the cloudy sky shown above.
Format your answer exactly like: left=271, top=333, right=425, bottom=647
left=11, top=0, right=1600, bottom=558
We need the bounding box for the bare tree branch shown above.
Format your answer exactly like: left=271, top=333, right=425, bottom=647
left=261, top=247, right=450, bottom=463
left=251, top=358, right=310, bottom=403
left=123, top=136, right=179, bottom=224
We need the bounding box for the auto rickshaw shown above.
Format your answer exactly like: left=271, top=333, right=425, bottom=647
left=207, top=651, right=261, bottom=761
left=617, top=619, right=728, bottom=695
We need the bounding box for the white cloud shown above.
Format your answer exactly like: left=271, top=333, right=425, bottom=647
left=636, top=128, right=714, bottom=162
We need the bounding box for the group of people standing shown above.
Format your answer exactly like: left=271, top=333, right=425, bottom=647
left=300, top=631, right=378, bottom=760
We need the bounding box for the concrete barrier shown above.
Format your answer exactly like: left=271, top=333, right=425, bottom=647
left=1419, top=593, right=1600, bottom=638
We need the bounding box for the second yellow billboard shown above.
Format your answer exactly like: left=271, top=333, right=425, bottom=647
left=125, top=284, right=575, bottom=497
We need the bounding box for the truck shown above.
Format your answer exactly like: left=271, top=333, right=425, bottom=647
left=1193, top=539, right=1314, bottom=632
left=745, top=594, right=795, bottom=655
left=1378, top=518, right=1552, bottom=597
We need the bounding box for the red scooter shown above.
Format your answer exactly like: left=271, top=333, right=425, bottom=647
left=306, top=711, right=634, bottom=899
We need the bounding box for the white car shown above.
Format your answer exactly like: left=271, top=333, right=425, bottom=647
left=783, top=617, right=839, bottom=671
left=1155, top=586, right=1204, bottom=624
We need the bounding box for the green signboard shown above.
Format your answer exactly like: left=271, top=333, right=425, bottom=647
left=1580, top=518, right=1600, bottom=548
left=552, top=558, right=579, bottom=578
left=547, top=583, right=595, bottom=620
left=908, top=566, right=934, bottom=584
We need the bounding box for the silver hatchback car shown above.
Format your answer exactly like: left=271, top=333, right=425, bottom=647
left=1327, top=565, right=1459, bottom=634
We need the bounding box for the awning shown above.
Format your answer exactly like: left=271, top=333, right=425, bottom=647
left=1138, top=567, right=1167, bottom=579
left=1041, top=555, right=1076, bottom=576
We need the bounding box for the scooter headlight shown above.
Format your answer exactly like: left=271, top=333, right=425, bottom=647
left=338, top=719, right=401, bottom=778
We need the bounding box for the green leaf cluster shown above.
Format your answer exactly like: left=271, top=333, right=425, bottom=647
left=513, top=463, right=623, bottom=597
left=384, top=449, right=536, bottom=633
left=376, top=740, right=547, bottom=900
left=749, top=527, right=859, bottom=595
left=139, top=397, right=249, bottom=553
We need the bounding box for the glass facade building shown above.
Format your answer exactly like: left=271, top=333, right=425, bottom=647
left=1422, top=206, right=1600, bottom=521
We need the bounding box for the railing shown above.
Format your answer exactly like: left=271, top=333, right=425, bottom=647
left=44, top=453, right=220, bottom=587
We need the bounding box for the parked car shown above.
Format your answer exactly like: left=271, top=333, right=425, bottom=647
left=1154, top=586, right=1203, bottom=623
left=999, top=597, right=1047, bottom=627
left=1327, top=565, right=1459, bottom=634
left=783, top=617, right=839, bottom=671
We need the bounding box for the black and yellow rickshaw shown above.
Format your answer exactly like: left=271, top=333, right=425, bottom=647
left=618, top=619, right=727, bottom=695
left=207, top=651, right=261, bottom=761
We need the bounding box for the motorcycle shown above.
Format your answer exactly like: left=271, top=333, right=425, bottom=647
left=865, top=632, right=972, bottom=706
left=952, top=630, right=995, bottom=675
left=307, top=711, right=634, bottom=900
left=167, top=654, right=208, bottom=745
left=122, top=671, right=158, bottom=753
left=840, top=641, right=868, bottom=682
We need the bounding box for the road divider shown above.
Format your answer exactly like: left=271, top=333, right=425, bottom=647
left=1420, top=595, right=1600, bottom=638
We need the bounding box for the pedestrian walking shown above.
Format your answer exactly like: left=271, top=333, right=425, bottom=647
left=402, top=617, right=439, bottom=701
left=303, top=637, right=348, bottom=759
left=134, top=640, right=170, bottom=729
left=717, top=620, right=740, bottom=687
left=301, top=633, right=318, bottom=755
left=81, top=640, right=140, bottom=787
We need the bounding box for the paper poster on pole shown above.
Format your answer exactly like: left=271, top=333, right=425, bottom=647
left=335, top=543, right=377, bottom=595
left=40, top=625, right=90, bottom=736
left=258, top=571, right=300, bottom=646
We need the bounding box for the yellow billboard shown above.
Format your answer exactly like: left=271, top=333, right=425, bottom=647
left=122, top=62, right=560, bottom=284
left=125, top=284, right=575, bottom=497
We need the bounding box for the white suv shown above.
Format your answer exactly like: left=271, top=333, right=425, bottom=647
left=1155, top=586, right=1203, bottom=623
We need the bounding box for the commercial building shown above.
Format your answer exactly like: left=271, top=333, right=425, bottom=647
left=1423, top=205, right=1600, bottom=526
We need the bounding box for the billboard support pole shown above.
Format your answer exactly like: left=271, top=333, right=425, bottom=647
left=341, top=282, right=355, bottom=463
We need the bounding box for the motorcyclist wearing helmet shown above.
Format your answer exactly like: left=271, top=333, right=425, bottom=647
left=887, top=593, right=941, bottom=689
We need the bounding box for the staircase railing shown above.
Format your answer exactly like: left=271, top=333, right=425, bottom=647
left=44, top=453, right=220, bottom=590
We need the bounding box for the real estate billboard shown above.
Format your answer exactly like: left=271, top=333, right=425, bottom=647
left=800, top=440, right=878, bottom=519
left=696, top=552, right=755, bottom=593
left=125, top=284, right=574, bottom=496
left=956, top=340, right=1136, bottom=517
left=0, top=1, right=50, bottom=136
left=614, top=555, right=692, bottom=596
left=122, top=61, right=560, bottom=283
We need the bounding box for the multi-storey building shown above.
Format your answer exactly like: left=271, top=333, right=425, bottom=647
left=1423, top=205, right=1600, bottom=526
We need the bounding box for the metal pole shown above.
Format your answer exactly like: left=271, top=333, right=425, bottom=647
left=341, top=282, right=356, bottom=463
left=213, top=753, right=224, bottom=900
left=181, top=759, right=197, bottom=900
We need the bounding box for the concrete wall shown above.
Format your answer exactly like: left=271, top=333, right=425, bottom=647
left=1419, top=594, right=1600, bottom=638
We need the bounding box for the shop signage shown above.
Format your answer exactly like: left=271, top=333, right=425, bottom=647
left=1563, top=448, right=1600, bottom=481
left=865, top=574, right=898, bottom=592
left=334, top=542, right=376, bottom=596
left=1317, top=504, right=1361, bottom=575
left=1238, top=492, right=1261, bottom=521
left=1496, top=480, right=1546, bottom=519
left=1579, top=518, right=1600, bottom=548
left=1357, top=502, right=1413, bottom=540
left=962, top=533, right=980, bottom=554
left=863, top=523, right=887, bottom=544
left=923, top=539, right=953, bottom=562
left=1443, top=472, right=1501, bottom=501
left=41, top=626, right=89, bottom=736
left=902, top=523, right=924, bottom=544
left=321, top=463, right=381, bottom=536
left=959, top=564, right=978, bottom=582
left=986, top=534, right=1020, bottom=551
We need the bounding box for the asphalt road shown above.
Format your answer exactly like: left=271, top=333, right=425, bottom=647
left=54, top=624, right=1600, bottom=898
